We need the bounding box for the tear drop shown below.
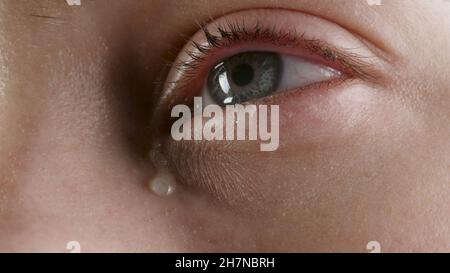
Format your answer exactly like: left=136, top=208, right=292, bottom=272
left=148, top=169, right=177, bottom=196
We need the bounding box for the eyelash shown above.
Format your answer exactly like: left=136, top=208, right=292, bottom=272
left=170, top=20, right=377, bottom=90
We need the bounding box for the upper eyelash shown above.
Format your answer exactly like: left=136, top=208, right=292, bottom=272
left=151, top=19, right=382, bottom=137
left=172, top=21, right=301, bottom=80
left=170, top=20, right=379, bottom=85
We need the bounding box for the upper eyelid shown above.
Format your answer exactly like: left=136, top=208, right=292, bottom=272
left=154, top=9, right=389, bottom=120
left=173, top=21, right=383, bottom=86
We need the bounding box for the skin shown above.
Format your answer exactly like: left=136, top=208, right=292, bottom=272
left=0, top=0, right=449, bottom=252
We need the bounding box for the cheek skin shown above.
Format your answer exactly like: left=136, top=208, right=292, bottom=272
left=166, top=82, right=388, bottom=207
left=164, top=81, right=446, bottom=251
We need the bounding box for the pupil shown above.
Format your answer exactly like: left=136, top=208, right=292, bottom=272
left=231, top=63, right=254, bottom=86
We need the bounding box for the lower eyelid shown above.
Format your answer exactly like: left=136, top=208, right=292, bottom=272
left=162, top=80, right=376, bottom=209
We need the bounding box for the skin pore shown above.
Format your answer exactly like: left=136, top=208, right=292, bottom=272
left=0, top=0, right=450, bottom=252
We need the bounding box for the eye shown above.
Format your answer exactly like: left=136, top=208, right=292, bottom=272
left=153, top=8, right=384, bottom=212
left=158, top=17, right=376, bottom=114
left=204, top=51, right=341, bottom=106
left=155, top=8, right=379, bottom=130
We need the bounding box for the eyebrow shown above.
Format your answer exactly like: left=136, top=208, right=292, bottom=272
left=28, top=14, right=62, bottom=20
left=10, top=0, right=69, bottom=23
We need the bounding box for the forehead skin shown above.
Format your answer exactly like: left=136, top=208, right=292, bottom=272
left=0, top=0, right=449, bottom=252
